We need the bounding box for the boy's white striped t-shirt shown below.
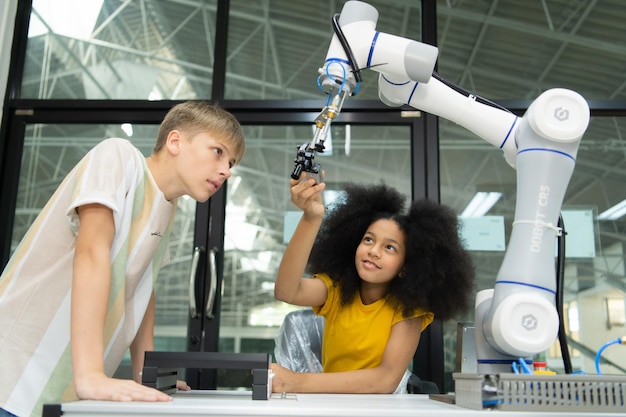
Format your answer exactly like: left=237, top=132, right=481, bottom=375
left=0, top=138, right=176, bottom=417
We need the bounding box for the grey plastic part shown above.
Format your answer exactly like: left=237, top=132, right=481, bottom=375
left=338, top=1, right=379, bottom=26
left=405, top=41, right=438, bottom=83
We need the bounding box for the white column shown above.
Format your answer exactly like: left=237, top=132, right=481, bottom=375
left=0, top=0, right=18, bottom=121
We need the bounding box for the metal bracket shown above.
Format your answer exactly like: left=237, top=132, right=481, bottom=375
left=141, top=351, right=272, bottom=400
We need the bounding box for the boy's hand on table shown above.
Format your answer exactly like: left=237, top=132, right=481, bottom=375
left=75, top=373, right=172, bottom=402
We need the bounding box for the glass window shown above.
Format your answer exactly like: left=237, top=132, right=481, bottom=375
left=11, top=0, right=626, bottom=393
left=21, top=0, right=218, bottom=99
left=440, top=114, right=626, bottom=386
left=220, top=122, right=413, bottom=373
left=436, top=0, right=626, bottom=100
left=225, top=0, right=423, bottom=100
left=13, top=124, right=161, bottom=247
left=436, top=0, right=626, bottom=391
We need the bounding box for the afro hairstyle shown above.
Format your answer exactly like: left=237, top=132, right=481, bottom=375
left=307, top=182, right=475, bottom=320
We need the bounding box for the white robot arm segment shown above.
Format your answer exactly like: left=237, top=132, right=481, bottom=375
left=319, top=0, right=438, bottom=95
left=481, top=88, right=588, bottom=363
left=378, top=74, right=520, bottom=167
left=316, top=0, right=590, bottom=372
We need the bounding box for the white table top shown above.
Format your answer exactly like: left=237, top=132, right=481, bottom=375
left=49, top=390, right=624, bottom=417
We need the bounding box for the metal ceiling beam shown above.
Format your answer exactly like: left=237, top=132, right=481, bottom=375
left=438, top=4, right=626, bottom=57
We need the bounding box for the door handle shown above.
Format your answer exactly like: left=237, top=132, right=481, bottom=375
left=206, top=247, right=218, bottom=319
left=189, top=246, right=204, bottom=319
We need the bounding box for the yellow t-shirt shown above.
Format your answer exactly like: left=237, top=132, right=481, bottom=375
left=312, top=273, right=434, bottom=373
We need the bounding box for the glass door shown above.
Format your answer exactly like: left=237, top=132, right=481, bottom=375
left=3, top=115, right=418, bottom=391
left=216, top=122, right=414, bottom=388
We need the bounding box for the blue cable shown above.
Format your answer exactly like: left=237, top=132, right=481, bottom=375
left=511, top=361, right=519, bottom=374
left=594, top=336, right=625, bottom=375
left=317, top=60, right=347, bottom=94
left=517, top=358, right=533, bottom=374
left=316, top=59, right=361, bottom=97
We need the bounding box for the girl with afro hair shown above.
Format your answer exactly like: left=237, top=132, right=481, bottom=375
left=270, top=175, right=475, bottom=394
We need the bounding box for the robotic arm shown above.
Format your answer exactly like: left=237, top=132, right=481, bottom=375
left=291, top=2, right=440, bottom=181
left=300, top=0, right=590, bottom=373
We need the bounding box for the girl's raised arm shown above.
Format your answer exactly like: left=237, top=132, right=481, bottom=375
left=275, top=176, right=328, bottom=306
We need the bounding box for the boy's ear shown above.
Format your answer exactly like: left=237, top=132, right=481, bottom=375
left=165, top=130, right=182, bottom=155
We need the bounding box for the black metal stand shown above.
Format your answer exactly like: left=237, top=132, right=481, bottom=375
left=141, top=351, right=272, bottom=400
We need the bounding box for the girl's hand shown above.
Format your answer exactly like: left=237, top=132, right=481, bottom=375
left=270, top=363, right=301, bottom=393
left=176, top=380, right=191, bottom=391
left=290, top=173, right=326, bottom=219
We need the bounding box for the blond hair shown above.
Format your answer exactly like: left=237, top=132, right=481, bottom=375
left=154, top=101, right=245, bottom=164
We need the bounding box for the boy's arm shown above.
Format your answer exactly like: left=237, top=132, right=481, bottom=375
left=274, top=177, right=328, bottom=306
left=130, top=292, right=156, bottom=383
left=130, top=292, right=191, bottom=391
left=270, top=317, right=423, bottom=393
left=71, top=203, right=170, bottom=402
